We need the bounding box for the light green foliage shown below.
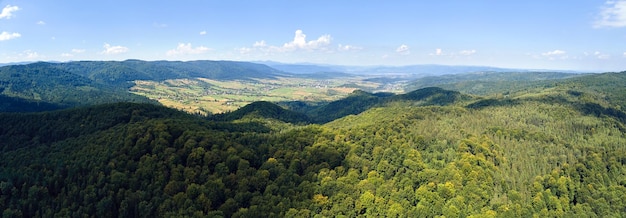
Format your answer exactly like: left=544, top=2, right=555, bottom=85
left=1, top=71, right=626, bottom=217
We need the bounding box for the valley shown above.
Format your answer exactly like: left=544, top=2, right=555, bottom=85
left=129, top=76, right=393, bottom=115
left=0, top=60, right=625, bottom=217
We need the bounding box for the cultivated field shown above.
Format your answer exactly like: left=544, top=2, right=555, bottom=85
left=130, top=76, right=400, bottom=114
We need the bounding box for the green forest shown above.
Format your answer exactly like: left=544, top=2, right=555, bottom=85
left=1, top=61, right=626, bottom=217
left=0, top=60, right=286, bottom=112
left=2, top=68, right=626, bottom=217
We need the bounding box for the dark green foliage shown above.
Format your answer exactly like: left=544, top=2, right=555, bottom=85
left=562, top=71, right=626, bottom=109
left=406, top=71, right=582, bottom=95
left=306, top=90, right=383, bottom=123
left=0, top=103, right=193, bottom=151
left=466, top=98, right=520, bottom=109
left=0, top=62, right=154, bottom=111
left=55, top=60, right=285, bottom=87
left=211, top=101, right=310, bottom=124
left=0, top=60, right=287, bottom=113
left=0, top=95, right=62, bottom=112
left=0, top=103, right=339, bottom=217
left=303, top=87, right=468, bottom=123
left=393, top=87, right=468, bottom=105
left=2, top=70, right=626, bottom=217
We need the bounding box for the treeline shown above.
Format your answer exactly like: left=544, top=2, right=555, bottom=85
left=1, top=82, right=626, bottom=217
left=0, top=63, right=154, bottom=110
left=0, top=60, right=287, bottom=113
left=280, top=87, right=467, bottom=123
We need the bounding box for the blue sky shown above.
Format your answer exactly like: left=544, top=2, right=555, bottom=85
left=1, top=0, right=626, bottom=71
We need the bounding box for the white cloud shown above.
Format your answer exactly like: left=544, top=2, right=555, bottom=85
left=22, top=50, right=40, bottom=59
left=595, top=0, right=626, bottom=27
left=435, top=48, right=443, bottom=56
left=62, top=49, right=86, bottom=57
left=430, top=48, right=477, bottom=57
left=166, top=43, right=210, bottom=56
left=0, top=31, right=20, bottom=41
left=542, top=50, right=566, bottom=56
left=101, top=43, right=129, bottom=55
left=238, top=40, right=266, bottom=54
left=459, top=49, right=477, bottom=56
left=623, top=51, right=626, bottom=57
left=0, top=5, right=19, bottom=19
left=396, top=44, right=410, bottom=55
left=200, top=31, right=207, bottom=35
left=238, top=47, right=253, bottom=54
left=239, top=30, right=357, bottom=55
left=283, top=30, right=331, bottom=51
left=593, top=51, right=610, bottom=59
left=541, top=50, right=568, bottom=60
left=338, top=44, right=362, bottom=51
left=253, top=40, right=267, bottom=47
left=37, top=21, right=46, bottom=25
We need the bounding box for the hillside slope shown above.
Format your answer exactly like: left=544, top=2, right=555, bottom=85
left=0, top=60, right=287, bottom=112
left=0, top=63, right=153, bottom=110
left=298, top=87, right=468, bottom=123
left=1, top=79, right=626, bottom=216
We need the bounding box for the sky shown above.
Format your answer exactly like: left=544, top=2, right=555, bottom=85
left=1, top=0, right=626, bottom=71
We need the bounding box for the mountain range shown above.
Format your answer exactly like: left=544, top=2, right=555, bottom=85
left=0, top=60, right=625, bottom=217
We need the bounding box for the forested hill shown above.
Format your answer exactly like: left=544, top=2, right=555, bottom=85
left=289, top=87, right=468, bottom=123
left=406, top=71, right=584, bottom=96
left=0, top=62, right=154, bottom=110
left=0, top=60, right=287, bottom=112
left=2, top=65, right=626, bottom=216
left=3, top=77, right=626, bottom=216
left=54, top=60, right=286, bottom=87
left=211, top=101, right=311, bottom=124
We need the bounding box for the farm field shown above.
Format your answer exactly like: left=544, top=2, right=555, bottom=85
left=130, top=76, right=400, bottom=114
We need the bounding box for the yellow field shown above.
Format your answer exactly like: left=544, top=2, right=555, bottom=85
left=130, top=76, right=403, bottom=115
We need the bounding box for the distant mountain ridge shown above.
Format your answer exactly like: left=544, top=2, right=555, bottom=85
left=0, top=60, right=289, bottom=112
left=54, top=60, right=287, bottom=87
left=258, top=61, right=568, bottom=77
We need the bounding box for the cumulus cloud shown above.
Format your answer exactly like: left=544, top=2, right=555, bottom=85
left=541, top=50, right=568, bottom=60
left=167, top=43, right=210, bottom=56
left=592, top=51, right=610, bottom=59
left=37, top=21, right=46, bottom=25
left=238, top=47, right=253, bottom=54
left=430, top=48, right=477, bottom=57
left=0, top=31, right=20, bottom=41
left=200, top=31, right=207, bottom=35
left=459, top=49, right=477, bottom=56
left=239, top=30, right=360, bottom=55
left=623, top=51, right=626, bottom=57
left=542, top=50, right=566, bottom=56
left=396, top=44, right=410, bottom=55
left=595, top=0, right=626, bottom=27
left=63, top=48, right=86, bottom=57
left=283, top=30, right=332, bottom=50
left=253, top=40, right=267, bottom=47
left=338, top=44, right=362, bottom=51
left=101, top=43, right=129, bottom=55
left=21, top=50, right=40, bottom=59
left=0, top=5, right=19, bottom=19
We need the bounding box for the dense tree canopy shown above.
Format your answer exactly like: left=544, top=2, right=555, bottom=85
left=2, top=68, right=626, bottom=217
left=2, top=73, right=626, bottom=217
